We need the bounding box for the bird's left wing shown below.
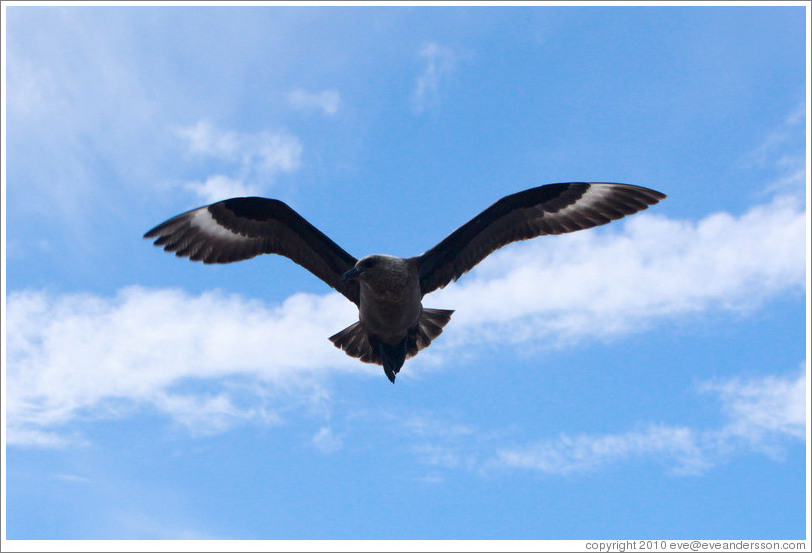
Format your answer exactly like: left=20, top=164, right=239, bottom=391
left=144, top=197, right=360, bottom=305
left=417, top=182, right=666, bottom=296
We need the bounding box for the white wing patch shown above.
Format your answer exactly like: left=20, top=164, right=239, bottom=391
left=535, top=183, right=634, bottom=224
left=190, top=208, right=248, bottom=242
left=582, top=182, right=618, bottom=201
left=562, top=182, right=615, bottom=214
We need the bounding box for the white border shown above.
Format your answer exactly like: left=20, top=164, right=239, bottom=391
left=1, top=1, right=809, bottom=551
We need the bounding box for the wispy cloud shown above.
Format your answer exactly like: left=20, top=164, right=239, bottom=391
left=411, top=42, right=456, bottom=114
left=381, top=367, right=806, bottom=478
left=288, top=89, right=341, bottom=116
left=177, top=120, right=303, bottom=174
left=491, top=368, right=806, bottom=476
left=744, top=102, right=806, bottom=197
left=6, top=23, right=167, bottom=229
left=700, top=370, right=807, bottom=443
left=6, top=428, right=79, bottom=450
left=151, top=389, right=283, bottom=436
left=312, top=426, right=344, bottom=453
left=183, top=174, right=258, bottom=204
left=494, top=424, right=710, bottom=475
left=746, top=103, right=806, bottom=167
left=400, top=415, right=482, bottom=473
left=176, top=120, right=303, bottom=203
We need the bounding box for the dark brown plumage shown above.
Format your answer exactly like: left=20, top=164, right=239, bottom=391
left=144, top=197, right=360, bottom=304
left=145, top=182, right=666, bottom=382
left=417, top=182, right=666, bottom=295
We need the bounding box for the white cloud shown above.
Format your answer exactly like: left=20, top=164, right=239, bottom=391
left=431, top=193, right=806, bottom=350
left=174, top=120, right=304, bottom=203
left=177, top=120, right=239, bottom=159
left=5, top=428, right=79, bottom=450
left=702, top=368, right=807, bottom=443
left=6, top=286, right=362, bottom=446
left=492, top=369, right=806, bottom=476
left=252, top=132, right=303, bottom=174
left=6, top=191, right=806, bottom=447
left=177, top=120, right=303, bottom=176
left=411, top=42, right=456, bottom=114
left=151, top=390, right=282, bottom=436
left=174, top=121, right=303, bottom=203
left=288, top=89, right=341, bottom=116
left=184, top=174, right=258, bottom=204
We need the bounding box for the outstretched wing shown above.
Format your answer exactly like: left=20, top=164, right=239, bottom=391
left=144, top=197, right=360, bottom=305
left=417, top=182, right=666, bottom=296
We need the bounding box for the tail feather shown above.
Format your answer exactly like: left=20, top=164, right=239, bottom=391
left=329, top=307, right=454, bottom=382
left=406, top=308, right=454, bottom=358
left=329, top=322, right=379, bottom=364
left=378, top=340, right=407, bottom=384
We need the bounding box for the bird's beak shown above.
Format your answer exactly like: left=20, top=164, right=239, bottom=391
left=341, top=266, right=362, bottom=283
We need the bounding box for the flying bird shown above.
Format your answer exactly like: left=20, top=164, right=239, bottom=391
left=145, top=182, right=666, bottom=383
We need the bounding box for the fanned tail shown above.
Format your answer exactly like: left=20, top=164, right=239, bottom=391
left=405, top=308, right=454, bottom=358
left=329, top=321, right=379, bottom=364
left=329, top=307, right=454, bottom=383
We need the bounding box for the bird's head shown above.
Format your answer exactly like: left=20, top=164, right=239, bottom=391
left=341, top=255, right=383, bottom=283
left=341, top=255, right=409, bottom=289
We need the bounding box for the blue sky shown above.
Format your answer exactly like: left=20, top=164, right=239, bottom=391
left=2, top=4, right=808, bottom=543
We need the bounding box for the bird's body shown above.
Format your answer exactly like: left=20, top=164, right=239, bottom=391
left=355, top=256, right=422, bottom=343
left=145, top=182, right=666, bottom=382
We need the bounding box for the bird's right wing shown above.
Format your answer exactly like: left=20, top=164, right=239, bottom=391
left=144, top=197, right=360, bottom=305
left=417, top=182, right=666, bottom=296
